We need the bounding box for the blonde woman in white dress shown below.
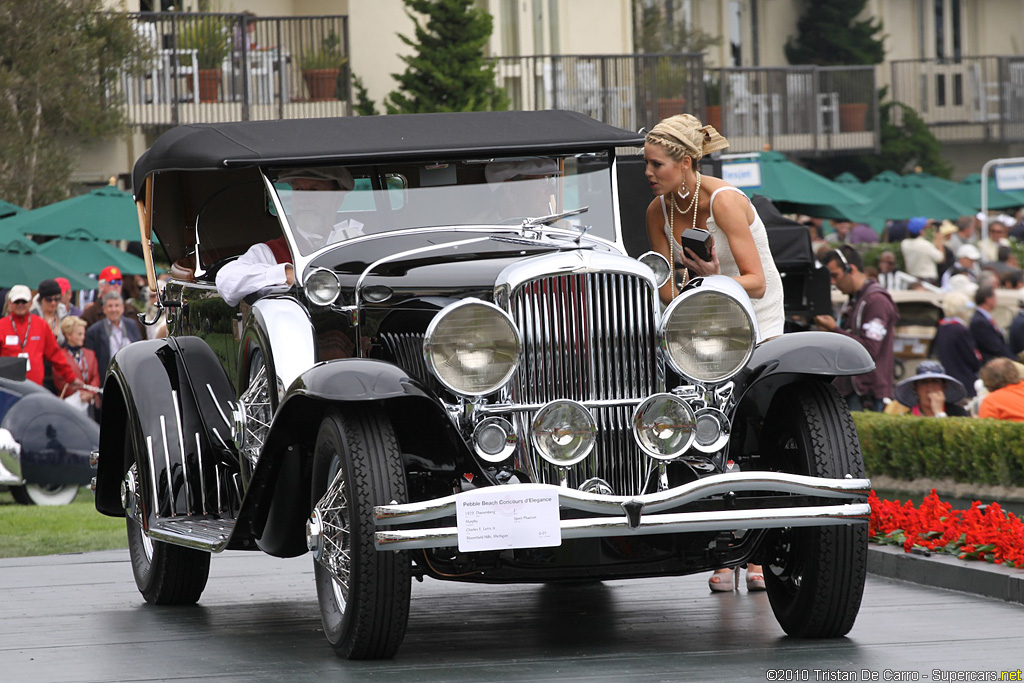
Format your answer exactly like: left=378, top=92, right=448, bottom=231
left=643, top=113, right=785, bottom=592
left=643, top=113, right=784, bottom=341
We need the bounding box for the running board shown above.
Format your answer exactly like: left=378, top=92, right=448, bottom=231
left=147, top=518, right=236, bottom=552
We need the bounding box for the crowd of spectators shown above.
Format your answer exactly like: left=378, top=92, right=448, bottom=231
left=1, top=263, right=165, bottom=422
left=807, top=206, right=1024, bottom=422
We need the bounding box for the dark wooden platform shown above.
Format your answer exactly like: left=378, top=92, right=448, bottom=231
left=1, top=549, right=1022, bottom=682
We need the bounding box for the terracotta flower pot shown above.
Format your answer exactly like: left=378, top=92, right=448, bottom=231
left=302, top=68, right=340, bottom=101
left=656, top=97, right=687, bottom=121
left=194, top=68, right=222, bottom=103
left=839, top=102, right=869, bottom=132
left=705, top=105, right=722, bottom=132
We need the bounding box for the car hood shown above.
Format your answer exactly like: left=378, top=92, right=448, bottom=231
left=307, top=229, right=620, bottom=296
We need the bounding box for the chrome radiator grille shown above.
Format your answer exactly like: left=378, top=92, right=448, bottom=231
left=508, top=271, right=659, bottom=495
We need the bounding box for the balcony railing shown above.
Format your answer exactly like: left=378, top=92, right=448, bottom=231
left=492, top=55, right=878, bottom=156
left=890, top=56, right=1024, bottom=144
left=120, top=13, right=351, bottom=127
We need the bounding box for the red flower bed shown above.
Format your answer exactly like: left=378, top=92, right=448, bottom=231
left=869, top=489, right=1024, bottom=568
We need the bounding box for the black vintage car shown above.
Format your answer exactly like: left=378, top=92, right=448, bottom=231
left=1, top=358, right=97, bottom=505
left=93, top=111, right=873, bottom=659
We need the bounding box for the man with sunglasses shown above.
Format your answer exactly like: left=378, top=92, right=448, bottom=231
left=2, top=284, right=81, bottom=390
left=814, top=245, right=899, bottom=411
left=81, top=266, right=144, bottom=337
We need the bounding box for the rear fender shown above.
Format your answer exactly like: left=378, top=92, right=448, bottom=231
left=729, top=331, right=873, bottom=458
left=243, top=358, right=470, bottom=557
left=95, top=338, right=237, bottom=522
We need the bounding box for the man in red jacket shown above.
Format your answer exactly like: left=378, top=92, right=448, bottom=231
left=2, top=284, right=80, bottom=389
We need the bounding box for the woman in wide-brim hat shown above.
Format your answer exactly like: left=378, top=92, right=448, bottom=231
left=894, top=360, right=968, bottom=417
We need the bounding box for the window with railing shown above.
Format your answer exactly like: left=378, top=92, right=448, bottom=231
left=119, top=13, right=350, bottom=126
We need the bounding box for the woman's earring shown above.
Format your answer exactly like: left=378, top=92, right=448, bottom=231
left=676, top=186, right=690, bottom=202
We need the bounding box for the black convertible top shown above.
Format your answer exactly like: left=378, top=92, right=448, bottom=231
left=132, top=110, right=644, bottom=193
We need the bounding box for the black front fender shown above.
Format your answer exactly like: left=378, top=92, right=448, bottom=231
left=729, top=331, right=873, bottom=458
left=247, top=358, right=468, bottom=558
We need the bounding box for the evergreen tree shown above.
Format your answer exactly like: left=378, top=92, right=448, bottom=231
left=385, top=0, right=508, bottom=114
left=785, top=0, right=884, bottom=66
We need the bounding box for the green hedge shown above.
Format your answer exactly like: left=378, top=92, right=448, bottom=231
left=852, top=412, right=1024, bottom=486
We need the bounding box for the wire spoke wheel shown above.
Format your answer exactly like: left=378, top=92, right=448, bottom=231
left=123, top=431, right=210, bottom=605
left=239, top=350, right=272, bottom=465
left=310, top=406, right=411, bottom=659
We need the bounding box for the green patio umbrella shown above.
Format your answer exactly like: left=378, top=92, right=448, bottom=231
left=952, top=173, right=1024, bottom=212
left=727, top=151, right=871, bottom=220
left=0, top=199, right=24, bottom=220
left=37, top=228, right=154, bottom=276
left=844, top=173, right=976, bottom=222
left=0, top=238, right=97, bottom=290
left=833, top=171, right=863, bottom=185
left=0, top=186, right=145, bottom=241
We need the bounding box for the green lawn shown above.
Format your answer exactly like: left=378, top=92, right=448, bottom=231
left=0, top=488, right=127, bottom=559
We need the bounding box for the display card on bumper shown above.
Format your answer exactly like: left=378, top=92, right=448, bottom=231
left=455, top=484, right=561, bottom=552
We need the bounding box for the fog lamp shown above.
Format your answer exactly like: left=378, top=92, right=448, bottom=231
left=473, top=417, right=517, bottom=463
left=531, top=400, right=596, bottom=467
left=632, top=394, right=696, bottom=460
left=691, top=407, right=730, bottom=453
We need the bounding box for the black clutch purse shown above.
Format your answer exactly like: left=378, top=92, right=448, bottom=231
left=680, top=228, right=713, bottom=262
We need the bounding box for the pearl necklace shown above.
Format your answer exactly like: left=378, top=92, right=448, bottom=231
left=668, top=171, right=701, bottom=298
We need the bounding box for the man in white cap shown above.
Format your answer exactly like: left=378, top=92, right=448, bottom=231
left=216, top=166, right=356, bottom=307
left=1, top=284, right=80, bottom=389
left=484, top=158, right=563, bottom=222
left=940, top=243, right=981, bottom=290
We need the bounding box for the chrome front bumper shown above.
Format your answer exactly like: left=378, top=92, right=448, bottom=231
left=373, top=472, right=871, bottom=551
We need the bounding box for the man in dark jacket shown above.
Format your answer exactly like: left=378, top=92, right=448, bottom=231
left=969, top=284, right=1015, bottom=364
left=85, top=291, right=143, bottom=379
left=814, top=245, right=900, bottom=411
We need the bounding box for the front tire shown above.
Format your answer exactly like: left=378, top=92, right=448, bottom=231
left=760, top=381, right=867, bottom=638
left=10, top=483, right=79, bottom=506
left=311, top=407, right=411, bottom=660
left=123, top=438, right=211, bottom=605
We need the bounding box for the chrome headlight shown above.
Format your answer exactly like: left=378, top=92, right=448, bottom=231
left=659, top=275, right=756, bottom=383
left=424, top=299, right=521, bottom=396
left=304, top=267, right=340, bottom=306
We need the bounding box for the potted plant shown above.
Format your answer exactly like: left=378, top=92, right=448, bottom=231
left=704, top=73, right=722, bottom=131
left=177, top=16, right=230, bottom=102
left=652, top=56, right=689, bottom=120
left=300, top=31, right=346, bottom=101
left=832, top=67, right=874, bottom=132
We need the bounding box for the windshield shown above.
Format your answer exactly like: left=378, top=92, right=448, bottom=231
left=271, top=153, right=618, bottom=256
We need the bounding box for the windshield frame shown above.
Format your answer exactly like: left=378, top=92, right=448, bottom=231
left=265, top=152, right=622, bottom=265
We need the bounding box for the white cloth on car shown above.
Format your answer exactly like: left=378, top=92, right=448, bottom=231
left=215, top=243, right=292, bottom=307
